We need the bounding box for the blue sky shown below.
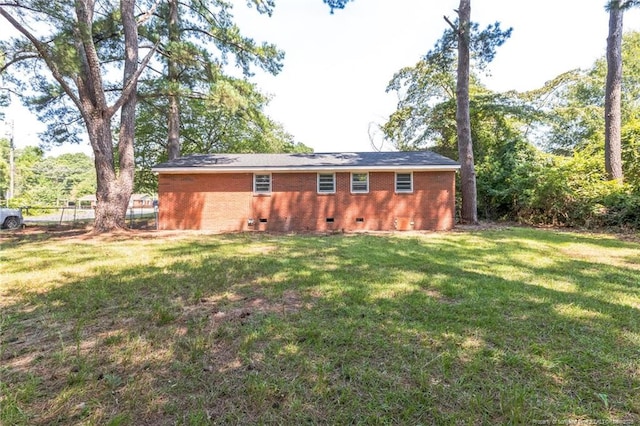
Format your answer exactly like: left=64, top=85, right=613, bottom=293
left=3, top=0, right=640, bottom=154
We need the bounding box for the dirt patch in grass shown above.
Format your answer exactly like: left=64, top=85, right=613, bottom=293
left=3, top=220, right=638, bottom=244
left=1, top=225, right=89, bottom=242
left=183, top=290, right=309, bottom=323
left=0, top=224, right=228, bottom=244
left=420, top=288, right=460, bottom=304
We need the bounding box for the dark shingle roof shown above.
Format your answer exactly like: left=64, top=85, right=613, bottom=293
left=153, top=151, right=459, bottom=173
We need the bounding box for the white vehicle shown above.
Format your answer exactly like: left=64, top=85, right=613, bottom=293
left=1, top=207, right=24, bottom=229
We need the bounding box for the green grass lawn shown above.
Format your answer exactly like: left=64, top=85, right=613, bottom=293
left=1, top=227, right=639, bottom=425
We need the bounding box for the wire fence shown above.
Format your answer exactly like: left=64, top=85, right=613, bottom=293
left=20, top=205, right=158, bottom=229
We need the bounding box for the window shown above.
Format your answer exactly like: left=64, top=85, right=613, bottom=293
left=351, top=172, right=369, bottom=193
left=318, top=173, right=336, bottom=193
left=254, top=174, right=271, bottom=194
left=395, top=172, right=413, bottom=192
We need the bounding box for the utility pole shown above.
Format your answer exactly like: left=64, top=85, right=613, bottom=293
left=7, top=119, right=15, bottom=201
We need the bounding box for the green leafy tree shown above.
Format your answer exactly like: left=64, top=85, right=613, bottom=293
left=138, top=0, right=284, bottom=160
left=1, top=0, right=340, bottom=232
left=9, top=145, right=42, bottom=204
left=0, top=0, right=288, bottom=232
left=529, top=31, right=640, bottom=191
left=11, top=151, right=95, bottom=206
left=481, top=30, right=640, bottom=229
left=384, top=13, right=513, bottom=221
left=0, top=138, right=9, bottom=198
left=385, top=5, right=511, bottom=223
left=622, top=116, right=640, bottom=191
left=133, top=0, right=304, bottom=193
left=134, top=76, right=311, bottom=194
left=0, top=0, right=154, bottom=232
left=523, top=70, right=603, bottom=155
left=604, top=0, right=639, bottom=181
left=445, top=1, right=511, bottom=224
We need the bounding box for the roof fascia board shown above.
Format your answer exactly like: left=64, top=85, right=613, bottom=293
left=152, top=165, right=461, bottom=174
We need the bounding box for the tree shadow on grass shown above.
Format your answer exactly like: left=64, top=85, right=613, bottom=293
left=1, top=229, right=639, bottom=424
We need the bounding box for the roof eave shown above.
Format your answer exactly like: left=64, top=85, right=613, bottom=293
left=151, top=165, right=461, bottom=174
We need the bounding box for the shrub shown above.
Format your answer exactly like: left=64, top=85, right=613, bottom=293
left=476, top=142, right=640, bottom=230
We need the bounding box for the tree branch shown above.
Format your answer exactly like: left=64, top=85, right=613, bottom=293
left=106, top=42, right=159, bottom=118
left=443, top=15, right=456, bottom=31
left=0, top=52, right=40, bottom=73
left=137, top=0, right=161, bottom=25
left=0, top=85, right=23, bottom=97
left=182, top=26, right=253, bottom=56
left=75, top=0, right=109, bottom=112
left=0, top=6, right=82, bottom=109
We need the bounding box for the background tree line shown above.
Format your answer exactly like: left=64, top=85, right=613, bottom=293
left=383, top=30, right=640, bottom=229
left=1, top=0, right=639, bottom=230
left=0, top=141, right=95, bottom=206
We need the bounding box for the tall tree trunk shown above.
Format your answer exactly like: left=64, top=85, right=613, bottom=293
left=456, top=0, right=478, bottom=224
left=167, top=0, right=181, bottom=160
left=1, top=0, right=154, bottom=233
left=605, top=1, right=624, bottom=182
left=92, top=0, right=138, bottom=232
left=91, top=118, right=130, bottom=231
left=72, top=0, right=131, bottom=232
left=87, top=0, right=138, bottom=233
left=115, top=0, right=137, bottom=227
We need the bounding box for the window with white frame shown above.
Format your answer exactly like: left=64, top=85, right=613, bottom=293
left=317, top=173, right=336, bottom=193
left=395, top=172, right=413, bottom=192
left=254, top=174, right=271, bottom=194
left=351, top=172, right=369, bottom=193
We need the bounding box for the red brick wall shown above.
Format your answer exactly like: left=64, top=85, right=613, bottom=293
left=157, top=171, right=456, bottom=231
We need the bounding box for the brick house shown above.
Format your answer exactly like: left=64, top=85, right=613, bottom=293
left=152, top=151, right=460, bottom=232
